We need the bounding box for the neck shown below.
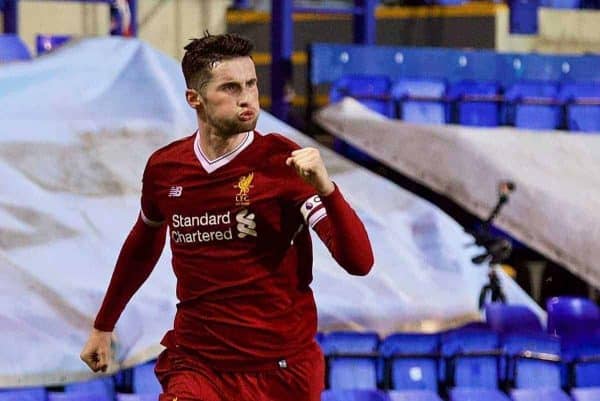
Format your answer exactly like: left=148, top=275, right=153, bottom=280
left=198, top=123, right=248, bottom=161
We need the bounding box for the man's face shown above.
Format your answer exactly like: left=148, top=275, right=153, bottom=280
left=196, top=56, right=260, bottom=136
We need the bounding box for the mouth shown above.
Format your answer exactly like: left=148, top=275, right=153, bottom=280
left=238, top=110, right=256, bottom=121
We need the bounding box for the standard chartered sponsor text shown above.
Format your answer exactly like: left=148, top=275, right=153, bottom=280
left=171, top=210, right=256, bottom=243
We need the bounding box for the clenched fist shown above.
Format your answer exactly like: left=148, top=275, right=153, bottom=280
left=80, top=328, right=113, bottom=373
left=285, top=147, right=334, bottom=196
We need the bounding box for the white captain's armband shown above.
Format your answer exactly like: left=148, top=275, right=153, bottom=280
left=300, top=195, right=327, bottom=228
left=140, top=209, right=164, bottom=227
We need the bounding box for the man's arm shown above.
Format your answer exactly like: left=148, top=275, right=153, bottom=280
left=286, top=148, right=374, bottom=275
left=80, top=215, right=166, bottom=372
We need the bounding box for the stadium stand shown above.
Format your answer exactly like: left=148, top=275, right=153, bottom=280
left=0, top=34, right=31, bottom=62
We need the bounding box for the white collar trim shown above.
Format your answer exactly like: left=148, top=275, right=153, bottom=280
left=193, top=130, right=254, bottom=174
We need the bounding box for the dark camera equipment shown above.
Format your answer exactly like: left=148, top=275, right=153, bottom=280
left=468, top=181, right=516, bottom=309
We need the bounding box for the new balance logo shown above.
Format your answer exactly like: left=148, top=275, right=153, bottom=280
left=168, top=186, right=183, bottom=197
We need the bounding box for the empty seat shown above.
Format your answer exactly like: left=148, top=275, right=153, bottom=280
left=562, top=335, right=600, bottom=388
left=0, top=387, right=46, bottom=401
left=392, top=78, right=447, bottom=125
left=116, top=394, right=158, bottom=401
left=546, top=296, right=600, bottom=338
left=504, top=81, right=561, bottom=130
left=571, top=387, right=600, bottom=401
left=330, top=75, right=394, bottom=117
left=503, top=332, right=562, bottom=389
left=0, top=34, right=32, bottom=63
left=511, top=388, right=572, bottom=401
left=132, top=360, right=162, bottom=395
left=447, top=80, right=501, bottom=127
left=540, top=0, right=581, bottom=8
left=64, top=376, right=115, bottom=399
left=321, top=331, right=380, bottom=389
left=558, top=82, right=600, bottom=132
left=509, top=0, right=539, bottom=34
left=48, top=393, right=113, bottom=401
left=379, top=333, right=439, bottom=391
left=441, top=328, right=501, bottom=388
left=449, top=387, right=511, bottom=401
left=485, top=303, right=543, bottom=334
left=321, top=389, right=389, bottom=401
left=36, top=34, right=72, bottom=55
left=388, top=390, right=443, bottom=401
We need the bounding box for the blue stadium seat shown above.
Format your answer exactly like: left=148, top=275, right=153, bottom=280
left=64, top=376, right=115, bottom=399
left=485, top=303, right=543, bottom=334
left=321, top=389, right=389, bottom=401
left=0, top=387, right=46, bottom=401
left=0, top=34, right=32, bottom=62
left=447, top=80, right=501, bottom=127
left=503, top=332, right=562, bottom=389
left=449, top=387, right=510, bottom=401
left=48, top=393, right=113, bottom=401
left=388, top=390, right=443, bottom=401
left=540, top=0, right=581, bottom=8
left=379, top=333, right=439, bottom=392
left=116, top=394, right=158, bottom=401
left=330, top=75, right=394, bottom=117
left=132, top=360, right=162, bottom=395
left=546, top=297, right=600, bottom=338
left=504, top=81, right=561, bottom=130
left=572, top=387, right=600, bottom=401
left=511, top=388, right=572, bottom=401
left=562, top=335, right=600, bottom=388
left=392, top=78, right=447, bottom=125
left=441, top=328, right=501, bottom=388
left=36, top=34, right=72, bottom=55
left=509, top=0, right=539, bottom=34
left=558, top=83, right=600, bottom=132
left=321, top=331, right=380, bottom=389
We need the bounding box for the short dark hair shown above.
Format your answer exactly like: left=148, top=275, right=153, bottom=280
left=182, top=32, right=254, bottom=92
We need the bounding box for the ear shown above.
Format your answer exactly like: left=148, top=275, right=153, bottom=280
left=186, top=88, right=202, bottom=109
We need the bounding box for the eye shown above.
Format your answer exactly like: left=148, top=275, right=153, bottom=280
left=222, top=83, right=238, bottom=92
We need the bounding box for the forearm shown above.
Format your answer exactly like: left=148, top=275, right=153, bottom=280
left=94, top=215, right=166, bottom=331
left=315, top=185, right=374, bottom=275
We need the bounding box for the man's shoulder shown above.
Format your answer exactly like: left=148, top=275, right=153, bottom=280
left=255, top=130, right=301, bottom=153
left=146, top=132, right=196, bottom=167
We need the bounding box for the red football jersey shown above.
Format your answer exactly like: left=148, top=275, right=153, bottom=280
left=140, top=130, right=329, bottom=370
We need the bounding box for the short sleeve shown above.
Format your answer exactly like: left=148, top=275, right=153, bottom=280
left=140, top=159, right=164, bottom=227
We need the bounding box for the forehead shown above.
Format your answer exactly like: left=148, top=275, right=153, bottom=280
left=210, top=57, right=256, bottom=83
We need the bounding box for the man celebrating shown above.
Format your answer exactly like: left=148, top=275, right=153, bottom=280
left=81, top=33, right=374, bottom=401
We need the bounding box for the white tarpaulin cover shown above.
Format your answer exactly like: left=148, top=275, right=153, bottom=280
left=0, top=38, right=540, bottom=387
left=316, top=98, right=600, bottom=290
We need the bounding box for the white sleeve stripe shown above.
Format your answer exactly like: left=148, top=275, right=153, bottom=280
left=308, top=208, right=327, bottom=228
left=140, top=210, right=164, bottom=227
left=300, top=195, right=323, bottom=223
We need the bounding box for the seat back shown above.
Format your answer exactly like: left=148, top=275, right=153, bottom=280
left=132, top=360, right=162, bottom=395
left=392, top=78, right=447, bottom=124
left=559, top=83, right=600, bottom=132
left=321, top=331, right=380, bottom=389
left=572, top=387, right=600, bottom=401
left=380, top=333, right=439, bottom=391
left=546, top=296, right=600, bottom=337
left=330, top=75, right=394, bottom=117
left=36, top=34, right=72, bottom=55
left=503, top=332, right=562, bottom=389
left=0, top=387, right=46, bottom=401
left=64, top=376, right=115, bottom=399
left=448, top=80, right=500, bottom=126
left=388, top=390, right=442, bottom=401
left=321, top=389, right=389, bottom=401
left=0, top=34, right=32, bottom=63
left=441, top=328, right=500, bottom=388
left=504, top=81, right=561, bottom=130
left=485, top=303, right=543, bottom=334
left=449, top=387, right=510, bottom=401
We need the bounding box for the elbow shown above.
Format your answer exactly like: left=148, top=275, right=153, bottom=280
left=344, top=252, right=374, bottom=276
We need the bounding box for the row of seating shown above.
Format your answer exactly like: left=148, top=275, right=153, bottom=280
left=330, top=75, right=600, bottom=132
left=0, top=34, right=70, bottom=63
left=2, top=297, right=598, bottom=401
